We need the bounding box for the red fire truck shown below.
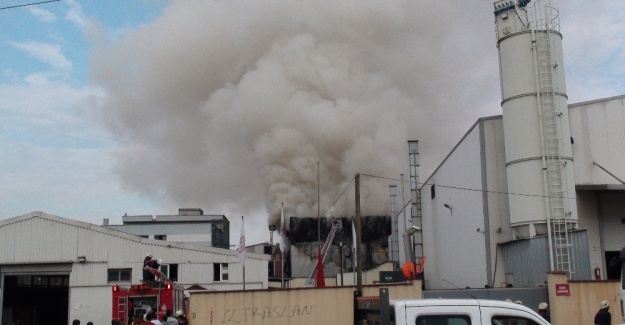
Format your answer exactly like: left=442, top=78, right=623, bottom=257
left=112, top=266, right=186, bottom=324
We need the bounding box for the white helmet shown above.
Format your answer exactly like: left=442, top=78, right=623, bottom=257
left=539, top=302, right=548, bottom=310
left=147, top=253, right=153, bottom=257
left=175, top=310, right=184, bottom=317
left=600, top=300, right=609, bottom=309
left=157, top=258, right=163, bottom=264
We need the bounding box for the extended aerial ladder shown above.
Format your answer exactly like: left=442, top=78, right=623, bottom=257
left=143, top=265, right=173, bottom=283
left=305, top=219, right=341, bottom=287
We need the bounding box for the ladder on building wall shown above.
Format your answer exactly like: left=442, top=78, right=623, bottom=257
left=534, top=3, right=575, bottom=278
left=305, top=219, right=341, bottom=287
left=389, top=186, right=400, bottom=268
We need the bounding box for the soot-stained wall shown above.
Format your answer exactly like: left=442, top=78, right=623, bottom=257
left=288, top=216, right=391, bottom=244
left=287, top=216, right=391, bottom=278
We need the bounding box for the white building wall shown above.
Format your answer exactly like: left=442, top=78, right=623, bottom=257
left=569, top=95, right=625, bottom=275
left=70, top=262, right=108, bottom=287
left=421, top=122, right=488, bottom=290
left=481, top=117, right=512, bottom=288
left=178, top=262, right=213, bottom=285
left=69, top=286, right=111, bottom=325
left=166, top=233, right=210, bottom=245
left=570, top=95, right=625, bottom=185
left=576, top=191, right=603, bottom=274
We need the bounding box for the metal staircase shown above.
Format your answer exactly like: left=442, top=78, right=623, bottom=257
left=533, top=2, right=575, bottom=277
left=305, top=219, right=341, bottom=287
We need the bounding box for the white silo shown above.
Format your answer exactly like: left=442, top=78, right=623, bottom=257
left=494, top=0, right=578, bottom=273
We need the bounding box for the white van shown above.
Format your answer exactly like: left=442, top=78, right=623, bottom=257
left=390, top=299, right=549, bottom=325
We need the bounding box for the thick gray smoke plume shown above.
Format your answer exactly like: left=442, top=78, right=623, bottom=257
left=89, top=1, right=500, bottom=230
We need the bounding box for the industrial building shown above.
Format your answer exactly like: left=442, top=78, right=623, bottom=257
left=0, top=211, right=269, bottom=324
left=287, top=216, right=391, bottom=281
left=103, top=208, right=230, bottom=249
left=410, top=1, right=625, bottom=290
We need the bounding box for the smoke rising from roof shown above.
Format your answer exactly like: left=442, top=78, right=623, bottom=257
left=88, top=1, right=500, bottom=230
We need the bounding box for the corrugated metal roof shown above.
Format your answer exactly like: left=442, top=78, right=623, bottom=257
left=0, top=211, right=269, bottom=287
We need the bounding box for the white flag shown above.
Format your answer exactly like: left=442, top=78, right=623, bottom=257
left=352, top=219, right=357, bottom=269
left=238, top=216, right=245, bottom=266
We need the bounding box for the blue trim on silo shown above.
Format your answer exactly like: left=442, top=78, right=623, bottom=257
left=494, top=4, right=515, bottom=15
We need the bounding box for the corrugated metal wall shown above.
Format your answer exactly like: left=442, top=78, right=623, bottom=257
left=502, top=230, right=590, bottom=287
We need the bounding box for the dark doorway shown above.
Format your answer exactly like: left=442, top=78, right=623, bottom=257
left=2, top=275, right=69, bottom=325
left=605, top=251, right=622, bottom=280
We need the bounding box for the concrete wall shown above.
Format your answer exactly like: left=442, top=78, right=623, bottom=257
left=421, top=121, right=488, bottom=290
left=548, top=272, right=623, bottom=325
left=188, top=281, right=422, bottom=325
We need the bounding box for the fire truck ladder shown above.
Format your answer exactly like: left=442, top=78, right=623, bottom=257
left=534, top=3, right=575, bottom=278
left=144, top=266, right=173, bottom=283
left=304, top=219, right=341, bottom=287
left=116, top=295, right=127, bottom=322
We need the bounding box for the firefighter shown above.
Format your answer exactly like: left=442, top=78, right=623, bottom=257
left=142, top=253, right=155, bottom=282
left=143, top=258, right=162, bottom=284
left=175, top=311, right=188, bottom=325
left=144, top=253, right=153, bottom=266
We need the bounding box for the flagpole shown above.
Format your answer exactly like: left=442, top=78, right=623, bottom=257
left=317, top=162, right=322, bottom=287
left=239, top=216, right=246, bottom=290
left=281, top=203, right=284, bottom=289
left=317, top=162, right=320, bottom=245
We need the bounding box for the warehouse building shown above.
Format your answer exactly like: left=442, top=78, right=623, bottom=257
left=0, top=211, right=269, bottom=324
left=419, top=95, right=625, bottom=290
left=413, top=0, right=625, bottom=290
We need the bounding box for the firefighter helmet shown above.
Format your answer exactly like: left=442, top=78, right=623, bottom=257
left=600, top=300, right=609, bottom=309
